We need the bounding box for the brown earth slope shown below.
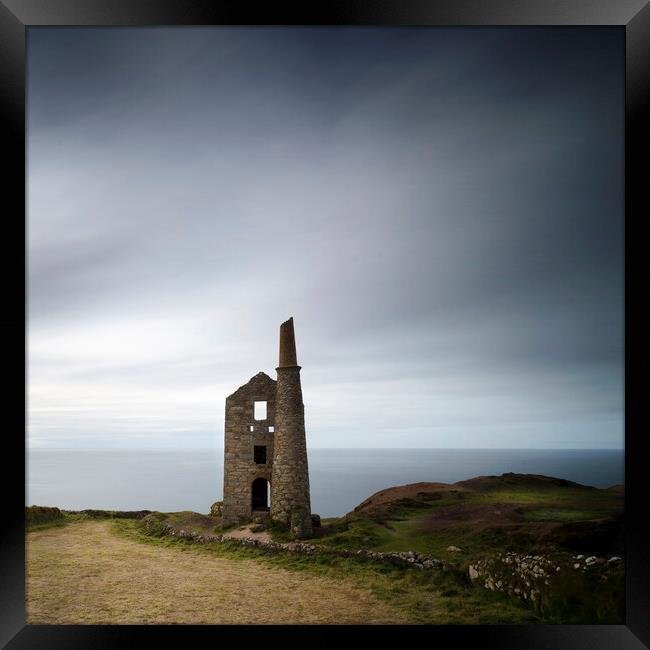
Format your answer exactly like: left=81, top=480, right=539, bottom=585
left=352, top=482, right=462, bottom=518
left=352, top=473, right=603, bottom=519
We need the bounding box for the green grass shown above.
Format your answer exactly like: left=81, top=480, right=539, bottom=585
left=264, top=518, right=294, bottom=542
left=471, top=487, right=623, bottom=511
left=522, top=508, right=610, bottom=523
left=314, top=516, right=533, bottom=560
left=27, top=518, right=73, bottom=532
left=378, top=520, right=490, bottom=557
left=539, top=564, right=625, bottom=623
left=311, top=516, right=390, bottom=549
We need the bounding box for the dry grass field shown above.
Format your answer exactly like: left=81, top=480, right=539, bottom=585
left=26, top=520, right=407, bottom=625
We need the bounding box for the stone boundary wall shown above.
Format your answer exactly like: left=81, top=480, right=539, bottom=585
left=144, top=518, right=452, bottom=571
left=468, top=551, right=624, bottom=609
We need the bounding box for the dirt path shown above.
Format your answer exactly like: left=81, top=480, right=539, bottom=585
left=27, top=521, right=407, bottom=624
left=221, top=523, right=272, bottom=542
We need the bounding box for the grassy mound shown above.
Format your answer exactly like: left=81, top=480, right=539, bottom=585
left=315, top=473, right=623, bottom=560
left=26, top=506, right=65, bottom=530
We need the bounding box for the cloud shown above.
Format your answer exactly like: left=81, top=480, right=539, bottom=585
left=27, top=27, right=624, bottom=449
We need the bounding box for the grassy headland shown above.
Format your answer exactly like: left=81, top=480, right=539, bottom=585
left=26, top=473, right=624, bottom=624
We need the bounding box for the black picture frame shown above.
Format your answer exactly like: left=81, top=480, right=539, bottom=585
left=2, top=1, right=647, bottom=647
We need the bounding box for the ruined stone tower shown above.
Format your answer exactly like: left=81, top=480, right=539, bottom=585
left=222, top=317, right=312, bottom=537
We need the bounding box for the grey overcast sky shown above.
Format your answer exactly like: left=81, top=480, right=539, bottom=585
left=27, top=27, right=624, bottom=450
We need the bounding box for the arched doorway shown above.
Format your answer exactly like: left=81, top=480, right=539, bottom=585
left=251, top=478, right=270, bottom=511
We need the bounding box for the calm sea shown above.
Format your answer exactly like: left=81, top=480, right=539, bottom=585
left=26, top=448, right=624, bottom=518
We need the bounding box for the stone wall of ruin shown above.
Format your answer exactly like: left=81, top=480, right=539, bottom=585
left=222, top=372, right=276, bottom=527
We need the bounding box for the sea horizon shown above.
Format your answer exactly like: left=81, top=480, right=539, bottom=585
left=27, top=447, right=624, bottom=517
left=26, top=446, right=625, bottom=450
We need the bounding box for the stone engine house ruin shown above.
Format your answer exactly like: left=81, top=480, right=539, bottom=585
left=222, top=317, right=312, bottom=537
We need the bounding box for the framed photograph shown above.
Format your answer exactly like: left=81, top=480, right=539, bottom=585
left=2, top=0, right=648, bottom=647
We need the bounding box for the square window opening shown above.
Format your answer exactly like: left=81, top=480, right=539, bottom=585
left=268, top=426, right=274, bottom=433
left=254, top=401, right=267, bottom=420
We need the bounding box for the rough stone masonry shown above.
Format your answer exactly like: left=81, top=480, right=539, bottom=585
left=222, top=318, right=313, bottom=538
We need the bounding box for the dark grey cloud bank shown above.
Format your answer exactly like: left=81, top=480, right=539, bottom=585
left=27, top=27, right=624, bottom=449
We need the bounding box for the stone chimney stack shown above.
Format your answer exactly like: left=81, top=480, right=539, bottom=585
left=278, top=317, right=298, bottom=368
left=270, top=317, right=313, bottom=537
